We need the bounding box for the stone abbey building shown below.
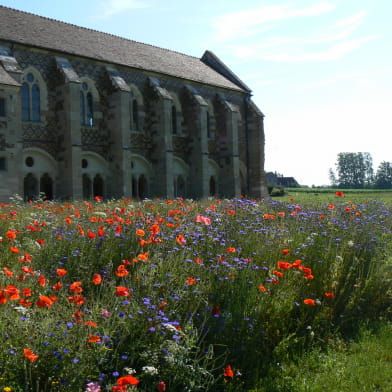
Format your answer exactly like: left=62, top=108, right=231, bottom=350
left=0, top=6, right=268, bottom=201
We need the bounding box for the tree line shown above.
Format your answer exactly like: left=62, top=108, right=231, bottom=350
left=329, top=152, right=392, bottom=189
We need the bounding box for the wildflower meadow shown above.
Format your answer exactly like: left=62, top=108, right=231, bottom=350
left=0, top=193, right=390, bottom=391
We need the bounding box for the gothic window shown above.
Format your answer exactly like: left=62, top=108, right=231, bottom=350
left=171, top=105, right=177, bottom=134
left=0, top=98, right=5, bottom=117
left=130, top=99, right=139, bottom=130
left=80, top=82, right=94, bottom=127
left=21, top=73, right=41, bottom=122
left=0, top=157, right=6, bottom=171
left=206, top=111, right=211, bottom=139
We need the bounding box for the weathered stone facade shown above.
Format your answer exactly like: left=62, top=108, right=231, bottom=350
left=0, top=6, right=268, bottom=201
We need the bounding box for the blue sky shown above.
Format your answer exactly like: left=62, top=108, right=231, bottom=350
left=2, top=0, right=391, bottom=186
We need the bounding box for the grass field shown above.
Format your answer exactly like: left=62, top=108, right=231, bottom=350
left=0, top=192, right=390, bottom=391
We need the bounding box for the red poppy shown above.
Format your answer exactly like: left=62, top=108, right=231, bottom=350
left=69, top=281, right=83, bottom=293
left=116, top=375, right=139, bottom=386
left=19, top=298, right=33, bottom=307
left=292, top=259, right=303, bottom=269
left=52, top=281, right=63, bottom=291
left=92, top=273, right=102, bottom=285
left=282, top=248, right=290, bottom=256
left=36, top=295, right=55, bottom=308
left=3, top=267, right=13, bottom=277
left=273, top=270, right=283, bottom=278
left=277, top=261, right=292, bottom=270
left=87, top=231, right=96, bottom=239
left=84, top=320, right=98, bottom=327
left=335, top=191, right=344, bottom=197
left=37, top=274, right=46, bottom=287
left=304, top=299, right=316, bottom=306
left=24, top=348, right=39, bottom=362
left=0, top=291, right=7, bottom=304
left=186, top=277, right=197, bottom=285
left=5, top=285, right=20, bottom=300
left=137, top=252, right=149, bottom=261
left=115, top=286, right=130, bottom=297
left=6, top=230, right=17, bottom=240
left=258, top=285, right=267, bottom=293
left=226, top=247, right=236, bottom=253
left=136, top=229, right=145, bottom=236
left=157, top=381, right=166, bottom=392
left=68, top=294, right=86, bottom=306
left=87, top=334, right=101, bottom=343
left=10, top=246, right=19, bottom=253
left=22, top=288, right=32, bottom=297
left=56, top=268, right=67, bottom=277
left=115, top=265, right=129, bottom=277
left=224, top=364, right=234, bottom=378
left=176, top=234, right=187, bottom=245
left=324, top=292, right=335, bottom=299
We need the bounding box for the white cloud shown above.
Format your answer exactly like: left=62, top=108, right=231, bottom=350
left=212, top=2, right=335, bottom=42
left=258, top=35, right=379, bottom=62
left=215, top=4, right=378, bottom=64
left=95, top=0, right=150, bottom=19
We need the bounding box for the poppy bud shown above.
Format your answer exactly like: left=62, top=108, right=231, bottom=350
left=157, top=381, right=166, bottom=391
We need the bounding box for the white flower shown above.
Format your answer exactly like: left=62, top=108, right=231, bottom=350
left=142, top=365, right=158, bottom=375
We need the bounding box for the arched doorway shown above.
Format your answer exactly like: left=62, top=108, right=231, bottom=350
left=132, top=176, right=138, bottom=199
left=93, top=174, right=104, bottom=198
left=40, top=173, right=53, bottom=200
left=175, top=175, right=185, bottom=198
left=24, top=173, right=39, bottom=201
left=83, top=174, right=92, bottom=199
left=138, top=174, right=148, bottom=199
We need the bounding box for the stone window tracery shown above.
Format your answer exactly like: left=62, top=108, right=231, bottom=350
left=22, top=72, right=41, bottom=122
left=80, top=82, right=94, bottom=127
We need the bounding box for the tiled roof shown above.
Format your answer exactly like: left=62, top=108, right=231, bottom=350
left=0, top=6, right=246, bottom=92
left=0, top=64, right=20, bottom=86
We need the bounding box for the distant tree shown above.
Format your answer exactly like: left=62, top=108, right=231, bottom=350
left=374, top=161, right=392, bottom=189
left=328, top=168, right=337, bottom=187
left=335, top=152, right=374, bottom=189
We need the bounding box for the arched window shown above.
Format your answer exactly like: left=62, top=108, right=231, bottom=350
left=131, top=99, right=139, bottom=130
left=206, top=111, right=211, bottom=139
left=22, top=73, right=41, bottom=122
left=171, top=105, right=177, bottom=134
left=80, top=82, right=94, bottom=127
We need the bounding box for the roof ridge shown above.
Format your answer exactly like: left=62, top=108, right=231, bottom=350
left=0, top=5, right=201, bottom=61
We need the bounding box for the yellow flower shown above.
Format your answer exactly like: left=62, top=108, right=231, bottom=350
left=4, top=387, right=12, bottom=392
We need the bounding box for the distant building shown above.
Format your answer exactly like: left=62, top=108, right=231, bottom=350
left=0, top=6, right=268, bottom=201
left=266, top=172, right=299, bottom=188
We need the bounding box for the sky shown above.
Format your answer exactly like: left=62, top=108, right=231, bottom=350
left=1, top=0, right=391, bottom=186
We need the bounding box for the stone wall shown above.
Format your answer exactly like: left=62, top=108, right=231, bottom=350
left=0, top=42, right=267, bottom=201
